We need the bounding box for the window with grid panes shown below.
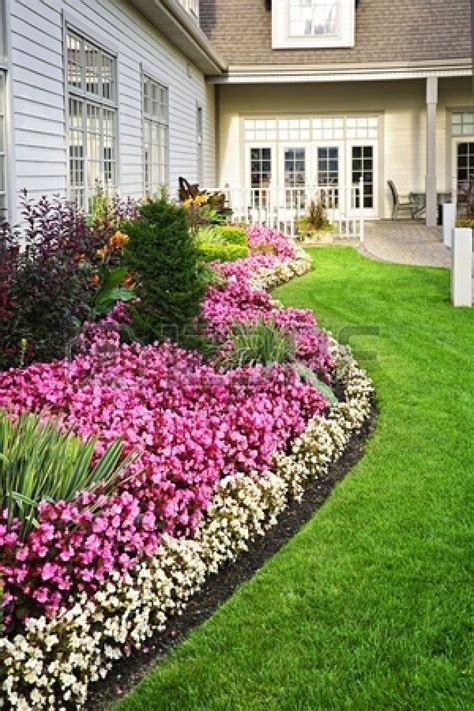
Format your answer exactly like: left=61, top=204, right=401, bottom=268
left=452, top=112, right=474, bottom=137
left=66, top=29, right=117, bottom=209
left=143, top=75, right=168, bottom=197
left=273, top=0, right=355, bottom=49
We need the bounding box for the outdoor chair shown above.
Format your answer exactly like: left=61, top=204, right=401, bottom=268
left=387, top=180, right=417, bottom=219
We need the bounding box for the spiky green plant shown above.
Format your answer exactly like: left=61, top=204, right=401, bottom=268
left=219, top=319, right=297, bottom=370
left=294, top=363, right=338, bottom=405
left=0, top=410, right=136, bottom=539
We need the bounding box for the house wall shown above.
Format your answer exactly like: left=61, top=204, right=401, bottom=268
left=217, top=77, right=472, bottom=219
left=6, top=0, right=216, bottom=220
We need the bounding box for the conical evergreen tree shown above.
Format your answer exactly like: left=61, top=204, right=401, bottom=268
left=124, top=197, right=206, bottom=345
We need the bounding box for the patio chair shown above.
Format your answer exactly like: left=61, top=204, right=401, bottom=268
left=387, top=180, right=417, bottom=219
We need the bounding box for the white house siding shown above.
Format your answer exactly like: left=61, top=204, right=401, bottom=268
left=217, top=77, right=472, bottom=219
left=7, top=0, right=216, bottom=221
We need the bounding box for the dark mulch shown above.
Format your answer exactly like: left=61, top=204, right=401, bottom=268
left=86, top=404, right=377, bottom=710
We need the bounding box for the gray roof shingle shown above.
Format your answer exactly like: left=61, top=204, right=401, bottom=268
left=199, top=0, right=471, bottom=67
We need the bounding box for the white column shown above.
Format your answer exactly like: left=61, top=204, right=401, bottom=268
left=425, top=77, right=438, bottom=228
left=451, top=228, right=473, bottom=307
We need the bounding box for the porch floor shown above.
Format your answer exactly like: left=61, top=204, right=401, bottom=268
left=360, top=221, right=451, bottom=268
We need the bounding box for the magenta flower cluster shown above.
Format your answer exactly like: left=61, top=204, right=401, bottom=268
left=0, top=228, right=331, bottom=622
left=202, top=228, right=333, bottom=380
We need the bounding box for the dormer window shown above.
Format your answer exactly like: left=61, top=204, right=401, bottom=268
left=272, top=0, right=355, bottom=49
left=178, top=0, right=200, bottom=21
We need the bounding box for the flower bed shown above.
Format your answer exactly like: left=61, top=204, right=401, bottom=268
left=0, top=226, right=373, bottom=709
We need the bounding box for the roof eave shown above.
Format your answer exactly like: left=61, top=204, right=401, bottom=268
left=208, top=59, right=472, bottom=84
left=129, top=0, right=226, bottom=75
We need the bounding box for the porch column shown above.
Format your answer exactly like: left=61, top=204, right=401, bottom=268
left=425, top=76, right=438, bottom=228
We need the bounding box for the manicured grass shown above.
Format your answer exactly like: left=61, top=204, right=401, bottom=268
left=115, top=248, right=474, bottom=711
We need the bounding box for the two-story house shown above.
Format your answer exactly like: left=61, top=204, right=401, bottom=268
left=0, top=0, right=472, bottom=228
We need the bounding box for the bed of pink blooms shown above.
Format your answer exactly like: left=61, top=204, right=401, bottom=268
left=203, top=226, right=332, bottom=379
left=0, top=227, right=333, bottom=625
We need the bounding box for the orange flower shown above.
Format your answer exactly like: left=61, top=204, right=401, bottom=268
left=108, top=230, right=129, bottom=250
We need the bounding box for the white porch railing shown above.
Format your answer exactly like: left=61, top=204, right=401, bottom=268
left=209, top=178, right=365, bottom=242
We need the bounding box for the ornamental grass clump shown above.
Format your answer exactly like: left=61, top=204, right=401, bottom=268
left=124, top=196, right=207, bottom=345
left=219, top=319, right=297, bottom=370
left=0, top=410, right=135, bottom=540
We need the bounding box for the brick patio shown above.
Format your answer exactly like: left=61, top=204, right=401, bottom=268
left=359, top=221, right=451, bottom=268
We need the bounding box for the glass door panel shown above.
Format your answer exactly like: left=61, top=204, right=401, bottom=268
left=456, top=142, right=474, bottom=217
left=249, top=146, right=272, bottom=209
left=317, top=145, right=340, bottom=208
left=348, top=142, right=377, bottom=215
left=283, top=146, right=306, bottom=208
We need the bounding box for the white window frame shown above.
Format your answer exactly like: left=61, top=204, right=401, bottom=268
left=196, top=103, right=203, bottom=185
left=65, top=24, right=118, bottom=210
left=0, top=70, right=7, bottom=222
left=272, top=0, right=355, bottom=49
left=142, top=72, right=169, bottom=197
left=0, top=0, right=8, bottom=222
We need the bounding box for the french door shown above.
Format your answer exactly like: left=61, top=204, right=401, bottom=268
left=278, top=142, right=344, bottom=210
left=453, top=139, right=474, bottom=215
left=316, top=143, right=344, bottom=210
left=246, top=140, right=378, bottom=217
left=347, top=140, right=378, bottom=217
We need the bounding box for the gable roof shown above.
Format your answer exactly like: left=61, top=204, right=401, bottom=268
left=199, top=0, right=471, bottom=70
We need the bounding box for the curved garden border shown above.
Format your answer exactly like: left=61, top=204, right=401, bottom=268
left=0, top=246, right=374, bottom=710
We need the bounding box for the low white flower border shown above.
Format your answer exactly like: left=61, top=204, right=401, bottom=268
left=0, top=246, right=374, bottom=710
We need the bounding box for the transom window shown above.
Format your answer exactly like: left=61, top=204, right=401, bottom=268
left=273, top=0, right=355, bottom=49
left=245, top=119, right=277, bottom=142
left=143, top=75, right=169, bottom=196
left=66, top=29, right=117, bottom=209
left=452, top=112, right=474, bottom=137
left=245, top=116, right=378, bottom=142
left=0, top=71, right=6, bottom=221
left=313, top=117, right=344, bottom=140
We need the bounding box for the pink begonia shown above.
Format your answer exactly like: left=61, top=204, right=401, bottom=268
left=0, top=227, right=332, bottom=623
left=202, top=228, right=333, bottom=380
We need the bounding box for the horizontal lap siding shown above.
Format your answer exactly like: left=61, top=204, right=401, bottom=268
left=8, top=0, right=216, bottom=220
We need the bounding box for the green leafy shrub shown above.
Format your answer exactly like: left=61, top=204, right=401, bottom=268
left=197, top=243, right=249, bottom=263
left=218, top=319, right=296, bottom=369
left=92, top=265, right=135, bottom=317
left=216, top=226, right=248, bottom=246
left=0, top=410, right=135, bottom=540
left=195, top=226, right=225, bottom=245
left=124, top=196, right=207, bottom=345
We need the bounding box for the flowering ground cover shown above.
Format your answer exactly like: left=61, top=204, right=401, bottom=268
left=0, top=227, right=374, bottom=709
left=115, top=248, right=473, bottom=711
left=0, top=228, right=331, bottom=624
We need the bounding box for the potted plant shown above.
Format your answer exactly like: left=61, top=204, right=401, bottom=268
left=296, top=198, right=337, bottom=243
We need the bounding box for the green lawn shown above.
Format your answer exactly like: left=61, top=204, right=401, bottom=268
left=115, top=248, right=474, bottom=711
